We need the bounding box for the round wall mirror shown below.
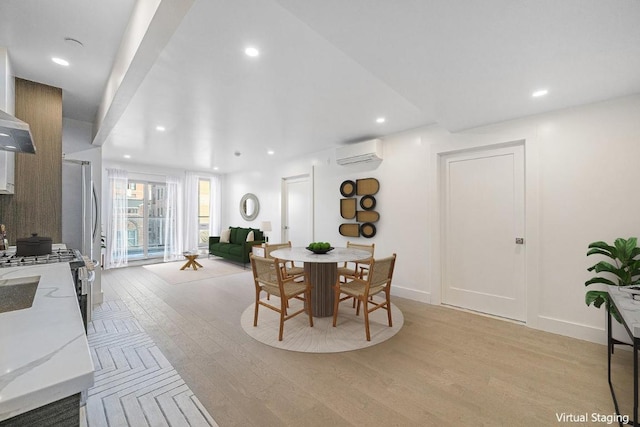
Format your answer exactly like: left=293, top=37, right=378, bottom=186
left=240, top=193, right=260, bottom=221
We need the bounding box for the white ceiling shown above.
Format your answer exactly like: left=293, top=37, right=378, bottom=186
left=2, top=0, right=640, bottom=173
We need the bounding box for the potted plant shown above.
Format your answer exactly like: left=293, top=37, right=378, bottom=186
left=585, top=237, right=640, bottom=322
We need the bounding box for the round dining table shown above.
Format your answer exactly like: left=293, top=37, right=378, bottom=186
left=269, top=246, right=372, bottom=317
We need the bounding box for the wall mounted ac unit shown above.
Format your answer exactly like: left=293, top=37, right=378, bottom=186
left=335, top=139, right=383, bottom=166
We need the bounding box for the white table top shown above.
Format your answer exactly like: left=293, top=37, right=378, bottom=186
left=608, top=285, right=640, bottom=339
left=0, top=262, right=94, bottom=421
left=270, top=247, right=372, bottom=263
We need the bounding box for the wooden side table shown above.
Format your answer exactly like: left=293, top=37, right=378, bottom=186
left=180, top=252, right=203, bottom=271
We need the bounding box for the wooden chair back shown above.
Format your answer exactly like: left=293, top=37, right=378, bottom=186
left=341, top=241, right=375, bottom=278
left=365, top=254, right=396, bottom=293
left=264, top=241, right=293, bottom=259
left=251, top=253, right=280, bottom=291
left=346, top=241, right=375, bottom=256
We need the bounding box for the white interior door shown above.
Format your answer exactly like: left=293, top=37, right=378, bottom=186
left=282, top=174, right=312, bottom=246
left=441, top=143, right=526, bottom=321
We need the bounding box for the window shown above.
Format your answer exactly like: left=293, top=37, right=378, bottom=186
left=126, top=180, right=167, bottom=260
left=198, top=179, right=210, bottom=247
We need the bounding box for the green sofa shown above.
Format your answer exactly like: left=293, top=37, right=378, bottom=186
left=209, top=226, right=265, bottom=265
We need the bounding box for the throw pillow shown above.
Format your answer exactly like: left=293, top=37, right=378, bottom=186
left=235, top=228, right=250, bottom=243
left=220, top=229, right=231, bottom=243
left=246, top=230, right=254, bottom=242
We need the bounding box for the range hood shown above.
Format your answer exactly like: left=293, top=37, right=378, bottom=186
left=0, top=109, right=36, bottom=154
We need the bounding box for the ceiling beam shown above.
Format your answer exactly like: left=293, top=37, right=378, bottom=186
left=92, top=0, right=194, bottom=146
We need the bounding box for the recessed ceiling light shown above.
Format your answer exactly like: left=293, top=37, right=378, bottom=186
left=376, top=117, right=386, bottom=123
left=245, top=47, right=260, bottom=57
left=156, top=126, right=165, bottom=131
left=532, top=89, right=548, bottom=98
left=123, top=154, right=131, bottom=159
left=267, top=150, right=275, bottom=155
left=52, top=57, right=69, bottom=66
left=213, top=167, right=219, bottom=171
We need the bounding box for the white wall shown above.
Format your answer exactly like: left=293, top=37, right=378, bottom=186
left=224, top=93, right=640, bottom=345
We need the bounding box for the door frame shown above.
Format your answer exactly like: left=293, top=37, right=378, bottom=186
left=280, top=170, right=314, bottom=244
left=428, top=136, right=540, bottom=327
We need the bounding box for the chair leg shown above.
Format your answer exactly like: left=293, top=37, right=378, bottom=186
left=356, top=298, right=361, bottom=316
left=253, top=289, right=260, bottom=327
left=306, top=291, right=314, bottom=327
left=332, top=285, right=341, bottom=327
left=279, top=298, right=287, bottom=341
left=386, top=289, right=393, bottom=327
left=363, top=299, right=371, bottom=341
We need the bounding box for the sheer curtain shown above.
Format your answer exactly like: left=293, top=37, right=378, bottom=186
left=164, top=175, right=183, bottom=261
left=183, top=172, right=200, bottom=252
left=208, top=175, right=221, bottom=237
left=105, top=168, right=128, bottom=269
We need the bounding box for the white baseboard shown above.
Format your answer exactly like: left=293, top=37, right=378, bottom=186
left=392, top=286, right=431, bottom=303
left=535, top=315, right=607, bottom=345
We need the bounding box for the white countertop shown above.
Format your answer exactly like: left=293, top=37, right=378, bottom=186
left=270, top=247, right=372, bottom=263
left=608, top=285, right=640, bottom=339
left=0, top=262, right=94, bottom=421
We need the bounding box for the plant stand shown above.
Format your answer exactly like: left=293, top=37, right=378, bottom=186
left=607, top=286, right=639, bottom=427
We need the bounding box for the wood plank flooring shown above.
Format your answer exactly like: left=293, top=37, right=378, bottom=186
left=101, top=264, right=633, bottom=426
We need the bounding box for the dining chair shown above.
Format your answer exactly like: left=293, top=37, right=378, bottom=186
left=250, top=254, right=314, bottom=341
left=337, top=241, right=375, bottom=308
left=337, top=241, right=375, bottom=282
left=332, top=253, right=396, bottom=341
left=265, top=241, right=304, bottom=277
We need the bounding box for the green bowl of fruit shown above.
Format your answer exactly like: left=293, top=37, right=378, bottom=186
left=306, top=242, right=334, bottom=254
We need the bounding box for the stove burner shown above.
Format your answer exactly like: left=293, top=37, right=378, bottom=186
left=0, top=249, right=83, bottom=268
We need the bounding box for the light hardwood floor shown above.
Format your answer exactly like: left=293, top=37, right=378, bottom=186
left=101, top=265, right=633, bottom=426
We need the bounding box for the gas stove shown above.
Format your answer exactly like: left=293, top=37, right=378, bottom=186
left=0, top=248, right=84, bottom=268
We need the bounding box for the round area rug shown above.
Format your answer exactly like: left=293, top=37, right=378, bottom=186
left=241, top=297, right=403, bottom=353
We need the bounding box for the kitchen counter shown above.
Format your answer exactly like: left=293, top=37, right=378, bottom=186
left=0, top=262, right=94, bottom=422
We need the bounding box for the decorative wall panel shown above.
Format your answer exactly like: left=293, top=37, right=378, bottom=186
left=338, top=178, right=379, bottom=238
left=0, top=78, right=62, bottom=244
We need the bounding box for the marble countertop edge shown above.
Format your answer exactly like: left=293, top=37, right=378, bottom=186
left=0, top=262, right=94, bottom=422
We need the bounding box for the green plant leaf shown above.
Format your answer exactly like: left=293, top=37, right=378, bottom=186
left=585, top=277, right=617, bottom=287
left=588, top=241, right=617, bottom=258
left=586, top=248, right=615, bottom=258
left=614, top=237, right=636, bottom=264
left=585, top=290, right=608, bottom=308
left=589, top=261, right=623, bottom=277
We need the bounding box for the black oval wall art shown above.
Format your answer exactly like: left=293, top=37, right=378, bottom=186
left=360, top=222, right=377, bottom=238
left=340, top=180, right=356, bottom=197
left=360, top=195, right=376, bottom=210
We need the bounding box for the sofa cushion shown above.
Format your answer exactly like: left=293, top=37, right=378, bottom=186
left=229, top=227, right=238, bottom=244
left=234, top=228, right=250, bottom=244
left=252, top=229, right=264, bottom=241
left=229, top=245, right=244, bottom=257
left=210, top=242, right=233, bottom=254
left=246, top=230, right=254, bottom=241
left=220, top=229, right=231, bottom=243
